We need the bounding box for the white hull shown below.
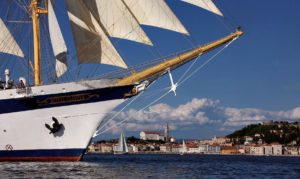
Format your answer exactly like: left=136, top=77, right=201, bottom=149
left=0, top=99, right=124, bottom=150
left=0, top=79, right=133, bottom=161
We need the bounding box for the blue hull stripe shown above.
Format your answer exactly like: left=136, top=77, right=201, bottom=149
left=0, top=148, right=85, bottom=158
left=0, top=85, right=134, bottom=114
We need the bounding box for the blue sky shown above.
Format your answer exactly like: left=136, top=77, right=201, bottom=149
left=96, top=0, right=300, bottom=140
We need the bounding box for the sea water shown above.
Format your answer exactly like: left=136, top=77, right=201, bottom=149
left=1, top=154, right=300, bottom=178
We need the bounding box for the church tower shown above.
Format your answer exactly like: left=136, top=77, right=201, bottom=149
left=164, top=123, right=169, bottom=143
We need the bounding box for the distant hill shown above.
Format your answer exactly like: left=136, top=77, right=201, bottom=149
left=226, top=121, right=300, bottom=145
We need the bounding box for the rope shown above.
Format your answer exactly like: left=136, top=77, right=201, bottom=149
left=93, top=90, right=145, bottom=137
left=97, top=88, right=171, bottom=136
left=93, top=37, right=238, bottom=136
left=177, top=53, right=201, bottom=84
left=93, top=80, right=157, bottom=138
left=178, top=37, right=238, bottom=87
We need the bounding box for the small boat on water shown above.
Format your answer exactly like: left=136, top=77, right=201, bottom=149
left=114, top=132, right=128, bottom=155
left=180, top=140, right=188, bottom=155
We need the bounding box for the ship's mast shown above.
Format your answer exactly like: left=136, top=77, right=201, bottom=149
left=31, top=0, right=48, bottom=86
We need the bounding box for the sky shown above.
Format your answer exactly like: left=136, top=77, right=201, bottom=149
left=96, top=0, right=300, bottom=140
left=1, top=0, right=300, bottom=140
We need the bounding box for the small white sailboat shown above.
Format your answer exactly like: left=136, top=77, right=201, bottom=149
left=114, top=132, right=128, bottom=155
left=180, top=140, right=188, bottom=155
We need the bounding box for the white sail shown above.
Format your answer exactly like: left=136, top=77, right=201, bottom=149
left=0, top=18, right=24, bottom=58
left=181, top=140, right=187, bottom=153
left=64, top=0, right=127, bottom=68
left=181, top=0, right=223, bottom=16
left=48, top=0, right=68, bottom=78
left=124, top=0, right=189, bottom=35
left=87, top=0, right=152, bottom=45
left=115, top=132, right=128, bottom=153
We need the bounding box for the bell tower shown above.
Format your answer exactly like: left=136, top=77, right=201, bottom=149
left=164, top=123, right=169, bottom=143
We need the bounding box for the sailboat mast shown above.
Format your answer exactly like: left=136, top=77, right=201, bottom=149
left=31, top=0, right=48, bottom=86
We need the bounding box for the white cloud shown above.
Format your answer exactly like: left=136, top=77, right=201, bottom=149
left=101, top=98, right=300, bottom=134
left=283, top=107, right=300, bottom=119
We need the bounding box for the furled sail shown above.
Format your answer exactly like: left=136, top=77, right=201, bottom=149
left=181, top=0, right=223, bottom=16
left=86, top=0, right=152, bottom=45
left=48, top=0, right=68, bottom=77
left=64, top=0, right=127, bottom=68
left=123, top=0, right=189, bottom=35
left=0, top=18, right=24, bottom=58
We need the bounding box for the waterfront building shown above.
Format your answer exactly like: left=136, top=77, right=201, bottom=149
left=221, top=146, right=239, bottom=154
left=101, top=143, right=113, bottom=153
left=88, top=144, right=95, bottom=152
left=186, top=143, right=199, bottom=153
left=238, top=148, right=245, bottom=154
left=160, top=145, right=171, bottom=152
left=139, top=144, right=149, bottom=151
left=288, top=147, right=299, bottom=155
left=244, top=145, right=251, bottom=154
left=140, top=131, right=164, bottom=141
left=207, top=145, right=221, bottom=154
left=212, top=135, right=228, bottom=145
left=271, top=143, right=283, bottom=155
left=198, top=139, right=212, bottom=145
left=250, top=145, right=264, bottom=155
left=171, top=144, right=181, bottom=153
left=199, top=144, right=208, bottom=154
left=249, top=146, right=255, bottom=155
left=198, top=144, right=220, bottom=154
left=127, top=145, right=134, bottom=153
left=264, top=145, right=273, bottom=155
left=131, top=145, right=139, bottom=153
left=89, top=143, right=103, bottom=152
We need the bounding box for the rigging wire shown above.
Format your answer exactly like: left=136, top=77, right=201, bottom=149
left=95, top=37, right=238, bottom=136
left=93, top=90, right=145, bottom=137
left=13, top=0, right=30, bottom=16
left=0, top=2, right=31, bottom=80
left=94, top=80, right=157, bottom=137
left=216, top=1, right=239, bottom=30
left=96, top=88, right=171, bottom=136
left=202, top=0, right=235, bottom=33
left=178, top=37, right=238, bottom=87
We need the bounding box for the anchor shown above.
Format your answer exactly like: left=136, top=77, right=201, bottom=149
left=45, top=117, right=63, bottom=134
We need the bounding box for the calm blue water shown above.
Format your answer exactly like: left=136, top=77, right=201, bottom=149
left=1, top=154, right=300, bottom=178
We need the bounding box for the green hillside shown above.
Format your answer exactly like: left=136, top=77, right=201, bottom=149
left=226, top=121, right=300, bottom=145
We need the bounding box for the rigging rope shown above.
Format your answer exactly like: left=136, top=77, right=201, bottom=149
left=178, top=37, right=238, bottom=87
left=93, top=80, right=157, bottom=138
left=97, top=88, right=171, bottom=136
left=93, top=90, right=145, bottom=138
left=94, top=37, right=238, bottom=136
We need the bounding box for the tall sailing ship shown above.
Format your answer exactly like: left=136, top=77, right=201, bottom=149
left=0, top=0, right=243, bottom=161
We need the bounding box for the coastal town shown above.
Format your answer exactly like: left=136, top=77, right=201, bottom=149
left=88, top=121, right=300, bottom=156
